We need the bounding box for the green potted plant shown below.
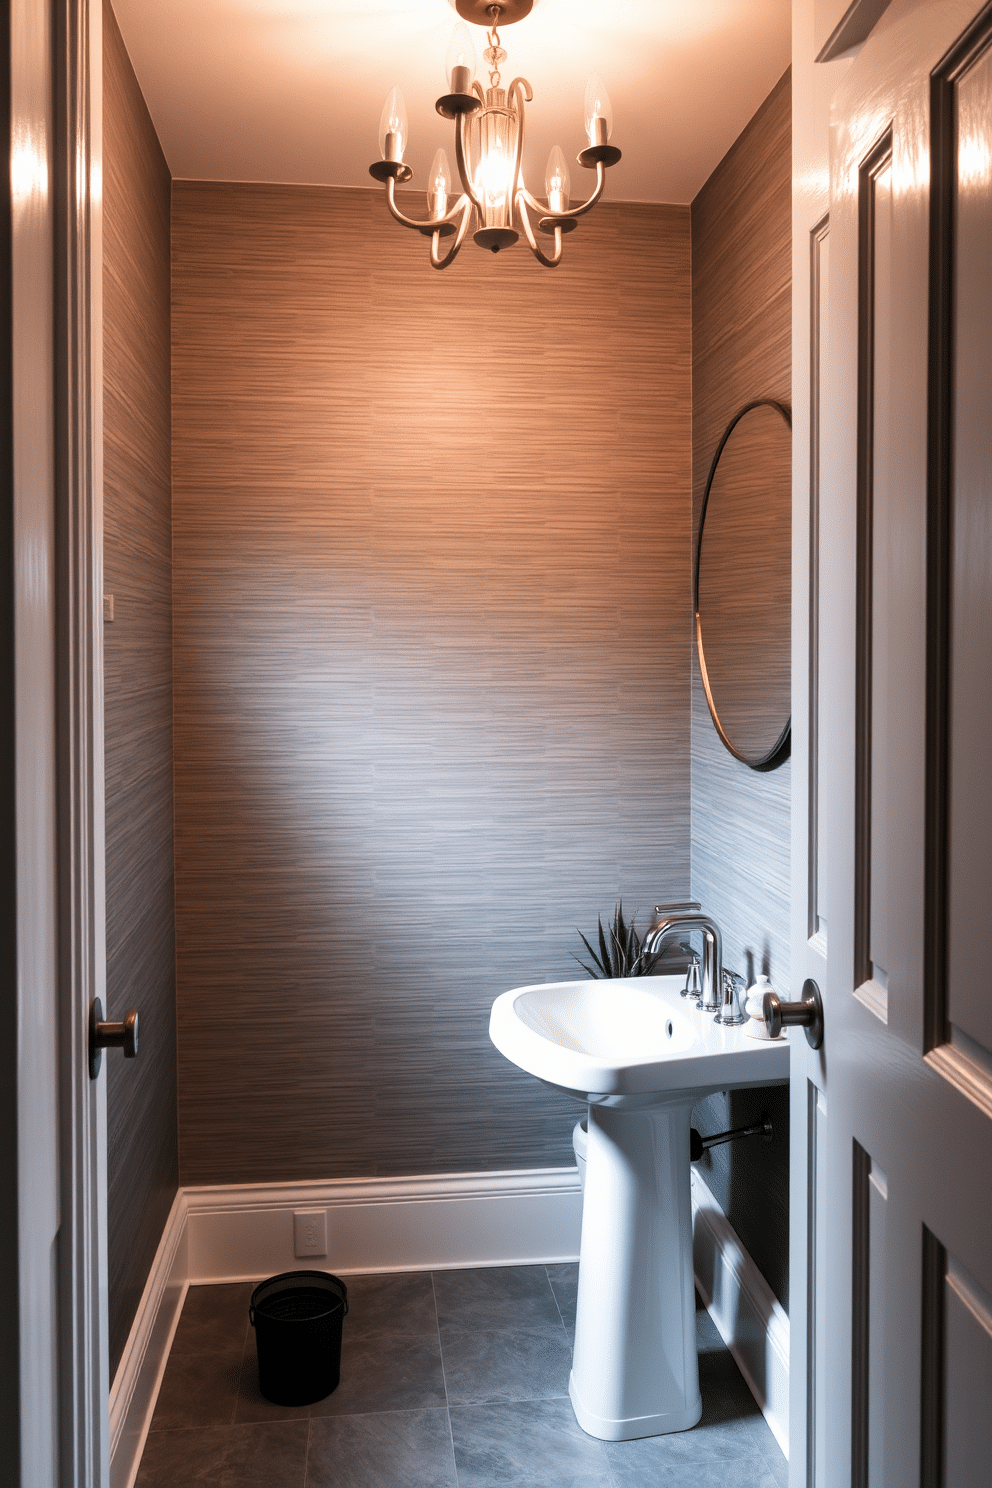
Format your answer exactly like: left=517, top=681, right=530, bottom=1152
left=573, top=900, right=662, bottom=979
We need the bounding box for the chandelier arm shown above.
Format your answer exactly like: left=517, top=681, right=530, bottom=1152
left=523, top=160, right=607, bottom=224
left=384, top=176, right=468, bottom=234
left=430, top=199, right=475, bottom=270
left=505, top=77, right=532, bottom=219
left=455, top=111, right=486, bottom=215
left=516, top=192, right=562, bottom=267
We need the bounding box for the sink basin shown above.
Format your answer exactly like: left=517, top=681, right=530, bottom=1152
left=489, top=974, right=789, bottom=1104
left=489, top=973, right=789, bottom=1443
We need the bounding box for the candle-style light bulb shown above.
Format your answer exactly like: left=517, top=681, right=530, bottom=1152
left=583, top=73, right=614, bottom=145
left=545, top=145, right=570, bottom=214
left=428, top=148, right=452, bottom=220
left=445, top=22, right=476, bottom=94
left=378, top=85, right=408, bottom=160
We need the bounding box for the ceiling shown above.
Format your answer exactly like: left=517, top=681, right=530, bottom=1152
left=110, top=0, right=790, bottom=205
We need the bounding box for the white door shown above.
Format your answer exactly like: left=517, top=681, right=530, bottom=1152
left=57, top=0, right=111, bottom=1478
left=809, top=1, right=992, bottom=1483
left=9, top=0, right=109, bottom=1483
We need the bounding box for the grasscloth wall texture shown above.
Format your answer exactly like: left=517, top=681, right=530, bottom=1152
left=103, top=0, right=177, bottom=1378
left=171, top=184, right=692, bottom=1185
left=689, top=72, right=792, bottom=1308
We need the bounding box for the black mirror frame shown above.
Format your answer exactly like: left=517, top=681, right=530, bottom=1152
left=694, top=398, right=792, bottom=772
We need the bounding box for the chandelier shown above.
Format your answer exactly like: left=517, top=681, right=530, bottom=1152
left=368, top=0, right=622, bottom=269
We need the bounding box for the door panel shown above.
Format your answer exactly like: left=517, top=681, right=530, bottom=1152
left=943, top=1257, right=992, bottom=1485
left=946, top=34, right=992, bottom=1064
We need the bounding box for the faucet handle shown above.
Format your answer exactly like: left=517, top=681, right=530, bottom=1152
left=714, top=969, right=747, bottom=1026
left=682, top=953, right=701, bottom=1001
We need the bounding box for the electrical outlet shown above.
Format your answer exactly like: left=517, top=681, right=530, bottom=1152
left=293, top=1209, right=327, bottom=1258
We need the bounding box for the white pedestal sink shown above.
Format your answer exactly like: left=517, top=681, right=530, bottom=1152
left=489, top=975, right=789, bottom=1441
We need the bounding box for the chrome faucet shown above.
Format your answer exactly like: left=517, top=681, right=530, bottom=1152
left=643, top=911, right=723, bottom=1014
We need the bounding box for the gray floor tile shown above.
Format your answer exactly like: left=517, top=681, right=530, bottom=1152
left=343, top=1271, right=438, bottom=1340
left=136, top=1419, right=310, bottom=1488
left=546, top=1264, right=579, bottom=1334
left=756, top=1441, right=790, bottom=1487
left=606, top=1451, right=784, bottom=1488
left=738, top=1394, right=789, bottom=1469
left=310, top=1329, right=447, bottom=1416
left=172, top=1283, right=254, bottom=1356
left=695, top=1296, right=725, bottom=1353
left=220, top=1421, right=310, bottom=1487
left=305, top=1408, right=457, bottom=1488
left=450, top=1398, right=613, bottom=1487
left=433, top=1266, right=563, bottom=1333
left=150, top=1346, right=244, bottom=1430
left=440, top=1325, right=572, bottom=1406
left=137, top=1274, right=790, bottom=1488
left=135, top=1426, right=229, bottom=1486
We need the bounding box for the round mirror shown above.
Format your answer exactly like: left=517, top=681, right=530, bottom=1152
left=694, top=400, right=792, bottom=769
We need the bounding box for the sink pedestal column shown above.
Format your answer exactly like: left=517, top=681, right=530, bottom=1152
left=569, top=1097, right=702, bottom=1441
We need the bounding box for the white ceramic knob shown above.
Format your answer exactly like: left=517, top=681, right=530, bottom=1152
left=744, top=974, right=777, bottom=1040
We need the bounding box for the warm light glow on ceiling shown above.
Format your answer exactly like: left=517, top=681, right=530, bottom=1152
left=110, top=0, right=790, bottom=205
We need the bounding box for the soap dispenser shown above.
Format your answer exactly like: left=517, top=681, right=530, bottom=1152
left=744, top=974, right=782, bottom=1040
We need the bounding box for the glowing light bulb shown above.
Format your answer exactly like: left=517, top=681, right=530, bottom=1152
left=583, top=73, right=613, bottom=146
left=545, top=145, right=570, bottom=214
left=446, top=22, right=476, bottom=93
left=477, top=131, right=512, bottom=211
left=428, top=148, right=452, bottom=220
left=378, top=85, right=408, bottom=160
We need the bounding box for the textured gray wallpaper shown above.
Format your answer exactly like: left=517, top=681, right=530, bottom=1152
left=689, top=73, right=793, bottom=1309
left=103, top=0, right=178, bottom=1378
left=171, top=185, right=693, bottom=1186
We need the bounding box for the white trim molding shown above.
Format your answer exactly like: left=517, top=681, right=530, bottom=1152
left=109, top=1191, right=188, bottom=1488
left=110, top=1165, right=788, bottom=1487
left=691, top=1167, right=791, bottom=1456
left=184, top=1166, right=583, bottom=1282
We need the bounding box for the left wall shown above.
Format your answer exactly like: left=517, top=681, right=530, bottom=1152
left=103, top=0, right=177, bottom=1378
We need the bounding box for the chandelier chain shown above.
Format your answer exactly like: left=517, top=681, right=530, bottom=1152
left=485, top=4, right=505, bottom=89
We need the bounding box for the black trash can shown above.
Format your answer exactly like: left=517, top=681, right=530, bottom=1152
left=249, top=1269, right=348, bottom=1406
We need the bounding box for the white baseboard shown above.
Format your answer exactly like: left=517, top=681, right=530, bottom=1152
left=109, top=1164, right=788, bottom=1488
left=109, top=1190, right=189, bottom=1488
left=184, top=1167, right=583, bottom=1282
left=691, top=1167, right=791, bottom=1457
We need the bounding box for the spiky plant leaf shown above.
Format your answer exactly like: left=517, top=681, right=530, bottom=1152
left=575, top=900, right=664, bottom=979
left=575, top=929, right=609, bottom=978
left=598, top=917, right=613, bottom=977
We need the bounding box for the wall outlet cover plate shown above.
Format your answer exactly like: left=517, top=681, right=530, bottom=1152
left=293, top=1208, right=327, bottom=1258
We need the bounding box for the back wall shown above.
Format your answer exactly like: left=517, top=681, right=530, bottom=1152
left=171, top=184, right=693, bottom=1184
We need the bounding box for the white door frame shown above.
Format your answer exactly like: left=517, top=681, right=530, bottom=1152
left=55, top=0, right=107, bottom=1480
left=789, top=5, right=853, bottom=1480
left=7, top=0, right=107, bottom=1482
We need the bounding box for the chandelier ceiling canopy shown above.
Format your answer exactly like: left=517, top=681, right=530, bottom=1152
left=369, top=0, right=621, bottom=269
